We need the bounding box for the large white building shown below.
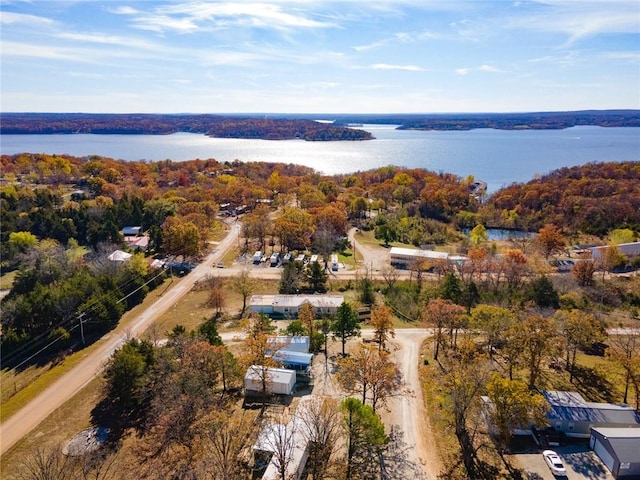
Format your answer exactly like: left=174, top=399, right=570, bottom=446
left=389, top=246, right=466, bottom=269
left=249, top=294, right=344, bottom=319
left=591, top=242, right=640, bottom=262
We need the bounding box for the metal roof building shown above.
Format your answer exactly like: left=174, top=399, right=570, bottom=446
left=544, top=391, right=640, bottom=438
left=590, top=427, right=640, bottom=478
left=249, top=295, right=344, bottom=319
left=267, top=336, right=310, bottom=353
left=244, top=366, right=296, bottom=396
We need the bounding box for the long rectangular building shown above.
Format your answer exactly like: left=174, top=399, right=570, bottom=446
left=249, top=294, right=344, bottom=319
left=389, top=246, right=465, bottom=269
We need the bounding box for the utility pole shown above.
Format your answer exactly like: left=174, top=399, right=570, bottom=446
left=79, top=313, right=86, bottom=344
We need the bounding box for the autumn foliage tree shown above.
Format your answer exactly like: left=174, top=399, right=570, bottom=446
left=421, top=298, right=466, bottom=361
left=371, top=305, right=395, bottom=352
left=535, top=224, right=566, bottom=260
left=486, top=373, right=548, bottom=450
left=337, top=343, right=403, bottom=412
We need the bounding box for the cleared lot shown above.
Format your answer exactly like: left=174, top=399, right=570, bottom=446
left=514, top=443, right=613, bottom=480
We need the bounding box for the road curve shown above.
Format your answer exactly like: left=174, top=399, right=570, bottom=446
left=0, top=222, right=241, bottom=455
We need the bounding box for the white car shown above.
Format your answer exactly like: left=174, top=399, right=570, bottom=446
left=543, top=450, right=567, bottom=476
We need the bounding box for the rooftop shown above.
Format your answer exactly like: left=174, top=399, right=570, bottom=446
left=592, top=427, right=640, bottom=463
left=544, top=391, right=640, bottom=425
left=250, top=294, right=344, bottom=308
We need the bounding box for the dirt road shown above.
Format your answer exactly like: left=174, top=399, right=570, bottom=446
left=385, top=328, right=441, bottom=480
left=0, top=222, right=241, bottom=455
left=311, top=328, right=439, bottom=479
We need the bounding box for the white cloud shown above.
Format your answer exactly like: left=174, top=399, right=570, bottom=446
left=370, top=63, right=425, bottom=71
left=604, top=51, right=640, bottom=62
left=479, top=64, right=500, bottom=72
left=456, top=65, right=503, bottom=75
left=0, top=11, right=54, bottom=27
left=109, top=6, right=138, bottom=15
left=55, top=32, right=162, bottom=51
left=126, top=2, right=335, bottom=34
left=509, top=0, right=640, bottom=45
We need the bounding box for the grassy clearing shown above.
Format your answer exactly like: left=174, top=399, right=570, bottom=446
left=1, top=375, right=105, bottom=479
left=0, top=269, right=18, bottom=290
left=149, top=277, right=280, bottom=335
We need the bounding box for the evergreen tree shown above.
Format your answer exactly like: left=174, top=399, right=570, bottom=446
left=331, top=302, right=361, bottom=356
left=306, top=260, right=328, bottom=293
left=440, top=272, right=463, bottom=304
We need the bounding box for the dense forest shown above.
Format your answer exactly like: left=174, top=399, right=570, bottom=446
left=1, top=153, right=639, bottom=367
left=327, top=110, right=640, bottom=130
left=2, top=111, right=639, bottom=138
left=2, top=152, right=640, bottom=480
left=0, top=113, right=373, bottom=141
left=481, top=162, right=640, bottom=234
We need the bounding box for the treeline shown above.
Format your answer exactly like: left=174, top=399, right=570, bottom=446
left=1, top=242, right=164, bottom=366
left=480, top=161, right=640, bottom=234
left=0, top=113, right=373, bottom=141
left=329, top=109, right=640, bottom=130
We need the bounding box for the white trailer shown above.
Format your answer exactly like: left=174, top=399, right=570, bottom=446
left=244, top=366, right=296, bottom=395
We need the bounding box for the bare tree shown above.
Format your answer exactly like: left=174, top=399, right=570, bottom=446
left=17, top=445, right=74, bottom=480
left=232, top=268, right=258, bottom=318
left=297, top=396, right=342, bottom=480
left=421, top=299, right=465, bottom=361
left=380, top=265, right=399, bottom=292
left=202, top=409, right=256, bottom=480
left=260, top=418, right=297, bottom=480
left=608, top=332, right=640, bottom=407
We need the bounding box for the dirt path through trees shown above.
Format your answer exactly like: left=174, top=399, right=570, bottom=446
left=385, top=329, right=441, bottom=480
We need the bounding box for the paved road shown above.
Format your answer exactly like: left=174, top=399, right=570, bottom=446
left=0, top=222, right=241, bottom=455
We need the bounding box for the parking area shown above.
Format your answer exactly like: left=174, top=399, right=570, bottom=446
left=513, top=443, right=614, bottom=480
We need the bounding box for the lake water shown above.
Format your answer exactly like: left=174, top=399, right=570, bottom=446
left=2, top=125, right=638, bottom=193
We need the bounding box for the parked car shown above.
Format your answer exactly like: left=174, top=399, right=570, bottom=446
left=543, top=450, right=567, bottom=476
left=169, top=262, right=196, bottom=276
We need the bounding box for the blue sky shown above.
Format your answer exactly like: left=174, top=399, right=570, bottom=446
left=1, top=0, right=639, bottom=113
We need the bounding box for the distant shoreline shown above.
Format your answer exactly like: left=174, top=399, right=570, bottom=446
left=1, top=110, right=639, bottom=138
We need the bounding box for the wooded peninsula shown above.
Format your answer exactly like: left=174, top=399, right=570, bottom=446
left=1, top=110, right=639, bottom=138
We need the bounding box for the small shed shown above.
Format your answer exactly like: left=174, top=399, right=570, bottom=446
left=107, top=250, right=132, bottom=263
left=122, top=226, right=142, bottom=236
left=244, top=366, right=296, bottom=395
left=590, top=427, right=640, bottom=478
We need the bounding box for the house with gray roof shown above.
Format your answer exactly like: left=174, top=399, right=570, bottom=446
left=249, top=295, right=343, bottom=319
left=544, top=391, right=640, bottom=438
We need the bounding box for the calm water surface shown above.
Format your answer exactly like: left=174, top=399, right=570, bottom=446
left=2, top=125, right=638, bottom=193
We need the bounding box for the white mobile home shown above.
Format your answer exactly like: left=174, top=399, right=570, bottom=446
left=244, top=366, right=296, bottom=395
left=544, top=391, right=640, bottom=438
left=249, top=294, right=344, bottom=319
left=390, top=246, right=457, bottom=269
left=591, top=242, right=640, bottom=262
